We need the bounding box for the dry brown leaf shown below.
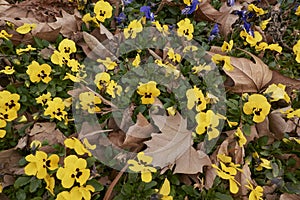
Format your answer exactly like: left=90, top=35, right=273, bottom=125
left=0, top=148, right=23, bottom=175
left=237, top=163, right=253, bottom=199
left=29, top=122, right=56, bottom=136
left=28, top=122, right=66, bottom=153
left=48, top=10, right=80, bottom=38
left=0, top=0, right=10, bottom=14
left=195, top=0, right=222, bottom=22
left=204, top=166, right=217, bottom=189
left=122, top=113, right=157, bottom=147
left=195, top=0, right=241, bottom=37
left=144, top=114, right=191, bottom=167
left=174, top=148, right=211, bottom=174
left=255, top=118, right=275, bottom=144
left=82, top=32, right=118, bottom=61
left=14, top=135, right=28, bottom=150
left=144, top=113, right=210, bottom=174
left=208, top=49, right=273, bottom=93
left=108, top=130, right=125, bottom=148
left=280, top=194, right=300, bottom=200
left=268, top=109, right=288, bottom=140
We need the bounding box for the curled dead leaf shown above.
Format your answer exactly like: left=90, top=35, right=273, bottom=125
left=122, top=113, right=157, bottom=148
left=208, top=49, right=273, bottom=93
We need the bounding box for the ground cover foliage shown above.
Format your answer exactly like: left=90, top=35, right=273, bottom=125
left=0, top=0, right=300, bottom=199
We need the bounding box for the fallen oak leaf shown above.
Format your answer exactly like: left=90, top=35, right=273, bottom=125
left=144, top=113, right=210, bottom=174
left=208, top=48, right=273, bottom=93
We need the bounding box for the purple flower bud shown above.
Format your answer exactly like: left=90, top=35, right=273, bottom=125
left=182, top=0, right=200, bottom=15
left=209, top=23, right=219, bottom=41
left=140, top=6, right=155, bottom=21
left=115, top=12, right=126, bottom=24
left=227, top=0, right=235, bottom=6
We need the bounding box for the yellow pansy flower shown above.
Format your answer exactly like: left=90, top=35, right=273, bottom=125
left=248, top=4, right=266, bottom=16
left=159, top=178, right=173, bottom=200
left=124, top=19, right=143, bottom=39
left=69, top=185, right=95, bottom=200
left=212, top=162, right=240, bottom=194
left=255, top=42, right=268, bottom=51
left=79, top=91, right=102, bottom=114
left=167, top=48, right=181, bottom=63
left=235, top=127, right=247, bottom=147
left=293, top=40, right=300, bottom=63
left=94, top=0, right=113, bottom=22
left=0, top=66, right=15, bottom=75
left=82, top=13, right=99, bottom=27
left=56, top=191, right=71, bottom=200
left=24, top=151, right=59, bottom=179
left=64, top=137, right=94, bottom=156
left=260, top=18, right=271, bottom=30
left=296, top=5, right=300, bottom=16
left=137, top=81, right=161, bottom=104
left=177, top=18, right=194, bottom=40
left=97, top=57, right=117, bottom=70
left=0, top=90, right=20, bottom=112
left=36, top=92, right=52, bottom=106
left=58, top=39, right=76, bottom=54
left=26, top=61, right=52, bottom=83
left=246, top=180, right=264, bottom=200
left=192, top=63, right=211, bottom=74
left=132, top=53, right=141, bottom=67
left=44, top=97, right=67, bottom=121
left=152, top=21, right=169, bottom=35
left=243, top=94, right=271, bottom=123
left=167, top=106, right=176, bottom=116
left=186, top=86, right=206, bottom=111
left=106, top=80, right=122, bottom=98
left=94, top=72, right=111, bottom=90
left=221, top=40, right=233, bottom=52
left=127, top=152, right=157, bottom=183
left=0, top=30, right=12, bottom=40
left=263, top=83, right=290, bottom=103
left=16, top=44, right=36, bottom=55
left=211, top=54, right=234, bottom=71
left=183, top=45, right=198, bottom=53
left=240, top=30, right=262, bottom=47
left=16, top=23, right=36, bottom=34
left=252, top=152, right=272, bottom=171
left=56, top=155, right=90, bottom=188
left=195, top=110, right=221, bottom=140
left=44, top=174, right=55, bottom=196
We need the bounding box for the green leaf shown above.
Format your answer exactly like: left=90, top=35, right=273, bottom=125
left=215, top=192, right=234, bottom=200
left=16, top=189, right=26, bottom=200
left=14, top=176, right=32, bottom=189
left=86, top=179, right=104, bottom=192
left=29, top=178, right=42, bottom=193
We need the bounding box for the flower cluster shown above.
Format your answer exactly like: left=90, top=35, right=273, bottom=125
left=51, top=39, right=86, bottom=82
left=24, top=136, right=96, bottom=198
left=0, top=91, right=20, bottom=138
